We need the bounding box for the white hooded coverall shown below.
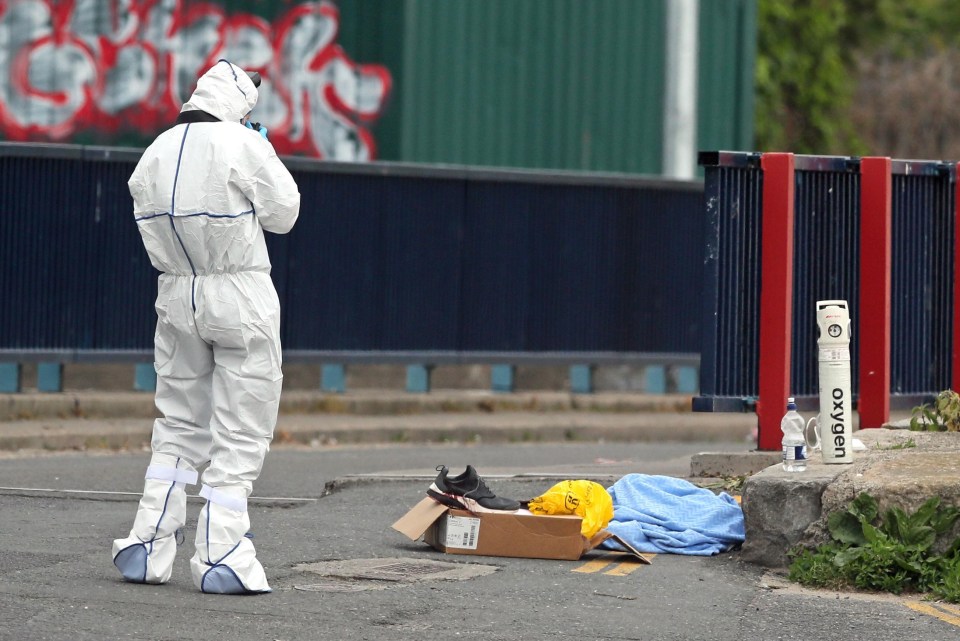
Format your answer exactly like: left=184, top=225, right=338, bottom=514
left=112, top=60, right=300, bottom=594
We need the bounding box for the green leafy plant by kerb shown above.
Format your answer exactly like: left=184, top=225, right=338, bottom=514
left=910, top=390, right=960, bottom=432
left=789, top=493, right=960, bottom=602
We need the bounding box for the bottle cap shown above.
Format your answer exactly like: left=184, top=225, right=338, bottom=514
left=787, top=397, right=797, bottom=411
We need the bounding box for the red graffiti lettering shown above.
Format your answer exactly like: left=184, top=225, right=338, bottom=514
left=0, top=0, right=392, bottom=160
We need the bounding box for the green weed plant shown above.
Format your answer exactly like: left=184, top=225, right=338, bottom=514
left=697, top=475, right=747, bottom=494
left=910, top=390, right=960, bottom=432
left=788, top=493, right=960, bottom=602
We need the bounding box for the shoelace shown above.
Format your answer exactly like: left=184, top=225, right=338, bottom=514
left=463, top=477, right=495, bottom=500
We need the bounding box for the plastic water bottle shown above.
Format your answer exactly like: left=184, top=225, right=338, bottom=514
left=781, top=397, right=807, bottom=472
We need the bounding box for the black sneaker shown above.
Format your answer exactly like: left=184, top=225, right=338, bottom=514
left=427, top=465, right=521, bottom=512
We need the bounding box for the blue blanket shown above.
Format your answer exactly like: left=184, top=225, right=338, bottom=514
left=600, top=474, right=744, bottom=556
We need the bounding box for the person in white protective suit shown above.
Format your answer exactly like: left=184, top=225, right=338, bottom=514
left=112, top=60, right=300, bottom=594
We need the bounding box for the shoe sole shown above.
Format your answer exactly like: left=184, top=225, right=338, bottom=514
left=427, top=485, right=519, bottom=513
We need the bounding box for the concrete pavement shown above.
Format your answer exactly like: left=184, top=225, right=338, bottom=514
left=4, top=450, right=948, bottom=641
left=1, top=388, right=948, bottom=572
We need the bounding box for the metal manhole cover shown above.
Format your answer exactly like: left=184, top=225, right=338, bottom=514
left=371, top=562, right=449, bottom=576
left=295, top=557, right=499, bottom=583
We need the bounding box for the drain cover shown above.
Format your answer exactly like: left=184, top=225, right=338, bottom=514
left=295, top=557, right=498, bottom=583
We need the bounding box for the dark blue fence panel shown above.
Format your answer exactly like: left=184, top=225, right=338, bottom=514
left=621, top=185, right=706, bottom=352
left=458, top=181, right=534, bottom=350
left=88, top=154, right=159, bottom=350
left=790, top=157, right=861, bottom=400
left=526, top=184, right=616, bottom=351
left=696, top=153, right=862, bottom=410
left=376, top=178, right=465, bottom=350
left=1, top=151, right=83, bottom=349
left=269, top=172, right=384, bottom=351
left=457, top=181, right=706, bottom=353
left=275, top=172, right=467, bottom=351
left=890, top=162, right=955, bottom=396
left=0, top=143, right=704, bottom=361
left=0, top=147, right=156, bottom=352
left=695, top=153, right=764, bottom=410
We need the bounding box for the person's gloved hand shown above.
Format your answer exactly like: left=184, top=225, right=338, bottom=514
left=245, top=120, right=269, bottom=140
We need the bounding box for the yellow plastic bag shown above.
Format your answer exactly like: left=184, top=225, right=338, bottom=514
left=526, top=480, right=614, bottom=538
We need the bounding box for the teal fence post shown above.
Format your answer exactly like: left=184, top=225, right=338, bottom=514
left=134, top=363, right=157, bottom=392
left=406, top=365, right=433, bottom=393
left=321, top=364, right=346, bottom=393
left=569, top=365, right=594, bottom=394
left=491, top=365, right=515, bottom=393
left=644, top=365, right=666, bottom=394
left=672, top=365, right=699, bottom=394
left=0, top=363, right=21, bottom=393
left=37, top=363, right=63, bottom=393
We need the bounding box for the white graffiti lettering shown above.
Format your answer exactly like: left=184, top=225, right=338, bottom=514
left=0, top=0, right=391, bottom=160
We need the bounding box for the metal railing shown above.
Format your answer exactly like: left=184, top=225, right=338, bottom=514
left=695, top=151, right=958, bottom=450
left=0, top=142, right=705, bottom=393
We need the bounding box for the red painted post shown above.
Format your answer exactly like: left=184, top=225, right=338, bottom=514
left=757, top=153, right=795, bottom=451
left=858, top=157, right=892, bottom=428
left=954, top=162, right=960, bottom=394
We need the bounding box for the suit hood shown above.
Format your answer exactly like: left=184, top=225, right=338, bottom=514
left=180, top=60, right=258, bottom=122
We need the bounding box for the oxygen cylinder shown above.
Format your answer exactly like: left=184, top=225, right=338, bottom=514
left=816, top=300, right=854, bottom=464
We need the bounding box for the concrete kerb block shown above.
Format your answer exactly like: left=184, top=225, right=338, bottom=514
left=689, top=451, right=782, bottom=478
left=808, top=431, right=960, bottom=549
left=741, top=463, right=844, bottom=568
left=738, top=428, right=960, bottom=569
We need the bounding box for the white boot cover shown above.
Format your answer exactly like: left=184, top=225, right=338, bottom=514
left=112, top=454, right=198, bottom=584
left=190, top=485, right=271, bottom=594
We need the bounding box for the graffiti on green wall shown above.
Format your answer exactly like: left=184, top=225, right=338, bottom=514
left=0, top=0, right=392, bottom=159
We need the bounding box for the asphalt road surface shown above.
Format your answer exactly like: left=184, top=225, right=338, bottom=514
left=1, top=442, right=958, bottom=641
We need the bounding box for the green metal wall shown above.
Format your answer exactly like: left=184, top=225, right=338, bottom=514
left=337, top=0, right=406, bottom=161
left=698, top=0, right=757, bottom=159
left=354, top=0, right=755, bottom=174
left=397, top=0, right=666, bottom=173
left=0, top=0, right=755, bottom=173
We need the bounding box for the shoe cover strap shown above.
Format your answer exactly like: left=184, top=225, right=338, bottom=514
left=199, top=485, right=248, bottom=512
left=145, top=465, right=198, bottom=487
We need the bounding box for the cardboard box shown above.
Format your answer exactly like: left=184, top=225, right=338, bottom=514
left=392, top=497, right=652, bottom=563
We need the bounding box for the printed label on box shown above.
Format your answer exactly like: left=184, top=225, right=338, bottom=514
left=443, top=515, right=480, bottom=549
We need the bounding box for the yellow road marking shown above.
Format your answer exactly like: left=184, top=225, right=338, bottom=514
left=573, top=553, right=655, bottom=575
left=603, top=555, right=656, bottom=576
left=935, top=602, right=960, bottom=617
left=573, top=554, right=621, bottom=574
left=905, top=601, right=960, bottom=628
